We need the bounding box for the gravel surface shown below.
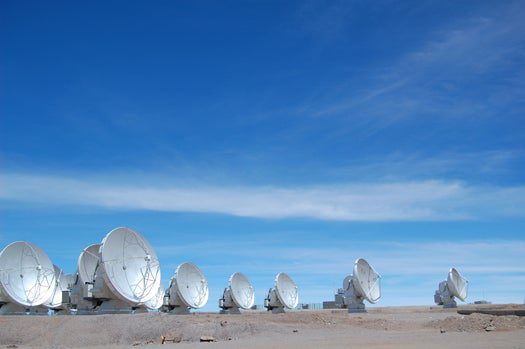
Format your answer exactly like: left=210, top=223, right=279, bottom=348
left=427, top=313, right=525, bottom=332
left=1, top=305, right=524, bottom=349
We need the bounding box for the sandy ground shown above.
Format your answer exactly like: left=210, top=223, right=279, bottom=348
left=1, top=305, right=525, bottom=349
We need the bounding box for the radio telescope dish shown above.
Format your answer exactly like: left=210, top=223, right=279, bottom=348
left=44, top=265, right=67, bottom=309
left=342, top=275, right=352, bottom=291
left=77, top=244, right=101, bottom=284
left=338, top=258, right=381, bottom=313
left=264, top=272, right=299, bottom=313
left=353, top=258, right=381, bottom=303
left=42, top=266, right=75, bottom=314
left=99, top=227, right=161, bottom=305
left=276, top=273, right=299, bottom=309
left=145, top=285, right=165, bottom=311
left=219, top=272, right=255, bottom=314
left=448, top=268, right=468, bottom=302
left=434, top=267, right=468, bottom=308
left=0, top=242, right=56, bottom=315
left=165, top=262, right=209, bottom=314
left=70, top=228, right=161, bottom=314
left=230, top=272, right=255, bottom=309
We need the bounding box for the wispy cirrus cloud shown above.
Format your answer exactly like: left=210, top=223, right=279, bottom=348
left=159, top=239, right=525, bottom=277
left=1, top=171, right=524, bottom=221
left=323, top=149, right=524, bottom=183
left=304, top=1, right=525, bottom=129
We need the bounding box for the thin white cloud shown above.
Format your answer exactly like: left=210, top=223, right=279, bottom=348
left=324, top=150, right=522, bottom=182
left=1, top=172, right=524, bottom=221
left=166, top=239, right=525, bottom=276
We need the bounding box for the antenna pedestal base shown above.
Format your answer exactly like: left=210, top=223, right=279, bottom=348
left=75, top=308, right=98, bottom=315
left=435, top=281, right=459, bottom=308
left=0, top=304, right=49, bottom=315
left=133, top=307, right=149, bottom=313
left=96, top=299, right=134, bottom=314
left=28, top=306, right=50, bottom=315
left=72, top=298, right=99, bottom=315
left=166, top=306, right=191, bottom=314
left=70, top=285, right=101, bottom=314
left=50, top=308, right=70, bottom=315
left=269, top=307, right=286, bottom=314
left=0, top=303, right=29, bottom=315
left=443, top=300, right=457, bottom=308
left=220, top=307, right=241, bottom=314
left=343, top=285, right=368, bottom=313
left=348, top=303, right=367, bottom=313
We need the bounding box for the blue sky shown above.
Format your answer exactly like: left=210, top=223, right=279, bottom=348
left=1, top=0, right=524, bottom=310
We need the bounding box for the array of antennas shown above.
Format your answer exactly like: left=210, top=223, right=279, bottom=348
left=0, top=227, right=468, bottom=315
left=0, top=227, right=297, bottom=315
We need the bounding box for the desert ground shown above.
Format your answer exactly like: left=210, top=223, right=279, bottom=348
left=1, top=305, right=524, bottom=349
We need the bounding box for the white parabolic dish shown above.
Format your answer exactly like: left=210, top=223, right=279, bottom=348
left=275, top=272, right=299, bottom=309
left=99, top=227, right=161, bottom=305
left=447, top=268, right=468, bottom=302
left=0, top=241, right=56, bottom=307
left=44, top=265, right=66, bottom=309
left=174, top=262, right=208, bottom=308
left=77, top=243, right=101, bottom=284
left=145, top=285, right=165, bottom=310
left=353, top=258, right=381, bottom=303
left=229, top=272, right=255, bottom=310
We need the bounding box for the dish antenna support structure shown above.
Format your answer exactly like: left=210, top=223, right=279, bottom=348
left=219, top=272, right=255, bottom=314
left=434, top=268, right=468, bottom=308
left=163, top=262, right=209, bottom=314
left=337, top=258, right=381, bottom=313
left=264, top=273, right=299, bottom=313
left=69, top=227, right=161, bottom=314
left=69, top=243, right=102, bottom=314
left=36, top=265, right=75, bottom=315
left=0, top=242, right=56, bottom=315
